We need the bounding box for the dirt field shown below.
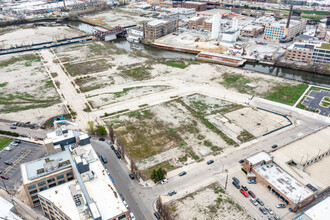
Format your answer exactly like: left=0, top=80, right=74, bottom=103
left=166, top=182, right=253, bottom=220
left=0, top=52, right=63, bottom=123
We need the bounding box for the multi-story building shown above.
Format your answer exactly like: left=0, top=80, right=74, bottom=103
left=242, top=152, right=315, bottom=211
left=240, top=25, right=264, bottom=38
left=188, top=16, right=205, bottom=29
left=312, top=43, right=330, bottom=64
left=317, top=22, right=330, bottom=43
left=264, top=19, right=306, bottom=42
left=182, top=2, right=207, bottom=11
left=159, top=1, right=173, bottom=8
left=286, top=43, right=314, bottom=62
left=202, top=19, right=212, bottom=31
left=21, top=124, right=129, bottom=220
left=144, top=19, right=178, bottom=39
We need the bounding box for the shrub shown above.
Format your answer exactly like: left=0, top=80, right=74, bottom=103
left=97, top=126, right=107, bottom=136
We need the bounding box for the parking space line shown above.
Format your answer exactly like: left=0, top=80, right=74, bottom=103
left=3, top=150, right=31, bottom=175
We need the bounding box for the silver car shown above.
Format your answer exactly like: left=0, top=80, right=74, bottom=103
left=250, top=198, right=258, bottom=206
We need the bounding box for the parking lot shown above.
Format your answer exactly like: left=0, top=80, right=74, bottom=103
left=228, top=170, right=297, bottom=220
left=302, top=90, right=330, bottom=116
left=0, top=141, right=46, bottom=191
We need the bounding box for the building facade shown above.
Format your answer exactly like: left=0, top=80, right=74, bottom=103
left=286, top=43, right=314, bottom=62
left=264, top=19, right=306, bottom=42
left=182, top=2, right=207, bottom=11
left=312, top=43, right=330, bottom=64
left=144, top=19, right=178, bottom=39
left=188, top=16, right=205, bottom=29
left=202, top=19, right=212, bottom=31
left=240, top=25, right=264, bottom=38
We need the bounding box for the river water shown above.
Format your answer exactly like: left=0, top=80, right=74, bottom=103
left=69, top=22, right=330, bottom=87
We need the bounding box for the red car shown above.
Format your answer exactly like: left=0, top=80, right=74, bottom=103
left=248, top=190, right=256, bottom=198
left=240, top=189, right=249, bottom=197
left=0, top=175, right=9, bottom=180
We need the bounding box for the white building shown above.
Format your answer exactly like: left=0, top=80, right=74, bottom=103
left=0, top=196, right=23, bottom=220
left=220, top=18, right=240, bottom=47
left=293, top=196, right=330, bottom=220
left=211, top=13, right=221, bottom=40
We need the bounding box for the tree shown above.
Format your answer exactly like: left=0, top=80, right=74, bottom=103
left=97, top=126, right=107, bottom=136
left=151, top=168, right=165, bottom=183
left=87, top=121, right=95, bottom=134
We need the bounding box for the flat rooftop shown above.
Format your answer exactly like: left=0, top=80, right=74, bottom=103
left=246, top=151, right=272, bottom=165
left=147, top=19, right=167, bottom=26
left=196, top=9, right=230, bottom=16
left=0, top=196, right=23, bottom=220
left=21, top=149, right=72, bottom=183
left=242, top=24, right=263, bottom=31
left=253, top=162, right=314, bottom=204
left=288, top=43, right=315, bottom=52
left=294, top=196, right=330, bottom=220
left=316, top=43, right=330, bottom=50
left=269, top=19, right=303, bottom=28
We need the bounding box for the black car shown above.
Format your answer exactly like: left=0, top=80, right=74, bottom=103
left=10, top=126, right=16, bottom=129
left=207, top=160, right=214, bottom=165
left=232, top=177, right=240, bottom=184
left=116, top=153, right=121, bottom=159
left=154, top=212, right=161, bottom=219
left=129, top=173, right=135, bottom=179
left=239, top=159, right=244, bottom=163
left=256, top=198, right=264, bottom=206
left=242, top=185, right=248, bottom=191
left=272, top=144, right=278, bottom=149
left=20, top=134, right=28, bottom=137
left=14, top=139, right=21, bottom=144
left=4, top=161, right=12, bottom=165
left=114, top=149, right=118, bottom=154
left=99, top=137, right=105, bottom=141
left=120, top=194, right=125, bottom=201
left=111, top=145, right=115, bottom=150
left=232, top=181, right=240, bottom=189
left=259, top=207, right=267, bottom=215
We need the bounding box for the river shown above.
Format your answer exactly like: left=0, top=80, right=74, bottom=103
left=68, top=22, right=330, bottom=87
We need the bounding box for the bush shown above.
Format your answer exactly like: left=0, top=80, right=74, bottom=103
left=0, top=130, right=19, bottom=137
left=97, top=126, right=107, bottom=136
left=151, top=168, right=165, bottom=183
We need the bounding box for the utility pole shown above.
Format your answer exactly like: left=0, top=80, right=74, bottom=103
left=1, top=178, right=16, bottom=213
left=225, top=174, right=228, bottom=190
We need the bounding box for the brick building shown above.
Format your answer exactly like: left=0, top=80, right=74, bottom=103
left=264, top=19, right=306, bottom=42
left=144, top=19, right=178, bottom=39
left=182, top=2, right=207, bottom=11
left=286, top=43, right=314, bottom=62
left=242, top=152, right=315, bottom=211
left=202, top=19, right=212, bottom=31
left=188, top=16, right=205, bottom=29
left=240, top=25, right=264, bottom=38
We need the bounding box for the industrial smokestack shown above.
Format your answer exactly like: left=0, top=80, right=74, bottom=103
left=286, top=5, right=293, bottom=29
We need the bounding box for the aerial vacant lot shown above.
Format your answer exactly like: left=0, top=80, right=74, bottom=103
left=165, top=182, right=252, bottom=220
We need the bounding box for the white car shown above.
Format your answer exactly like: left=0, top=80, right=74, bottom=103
left=4, top=147, right=12, bottom=151
left=130, top=212, right=135, bottom=220
left=123, top=201, right=128, bottom=208
left=266, top=206, right=274, bottom=215
left=160, top=178, right=168, bottom=184
left=250, top=198, right=258, bottom=206
left=11, top=143, right=18, bottom=147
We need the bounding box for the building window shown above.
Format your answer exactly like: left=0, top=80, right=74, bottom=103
left=33, top=200, right=40, bottom=206
left=38, top=181, right=46, bottom=187
left=27, top=184, right=36, bottom=190
left=49, top=183, right=57, bottom=188
left=56, top=174, right=64, bottom=180
left=66, top=171, right=73, bottom=177
left=68, top=177, right=74, bottom=181
left=29, top=190, right=38, bottom=195
left=39, top=186, right=47, bottom=192
left=47, top=178, right=55, bottom=183
left=31, top=195, right=39, bottom=200
left=39, top=197, right=44, bottom=202
left=58, top=180, right=66, bottom=185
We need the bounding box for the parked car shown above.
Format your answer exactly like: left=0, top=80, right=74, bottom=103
left=259, top=207, right=267, bottom=215
left=114, top=149, right=119, bottom=154
left=4, top=147, right=12, bottom=151
left=268, top=216, right=275, bottom=220
left=99, top=137, right=105, bottom=141
left=288, top=208, right=293, bottom=212
left=106, top=140, right=111, bottom=144
left=274, top=214, right=281, bottom=220
left=123, top=200, right=128, bottom=208
left=11, top=142, right=18, bottom=147
left=129, top=173, right=135, bottom=180
left=241, top=185, right=248, bottom=191
left=10, top=126, right=16, bottom=129
left=266, top=206, right=274, bottom=215
left=207, top=160, right=214, bottom=165
left=111, top=145, right=115, bottom=150
left=276, top=204, right=286, bottom=208
left=161, top=179, right=168, bottom=184
left=168, top=190, right=177, bottom=196
left=256, top=198, right=264, bottom=206
left=100, top=154, right=108, bottom=163
left=0, top=175, right=9, bottom=180
left=14, top=140, right=21, bottom=144
left=154, top=212, right=161, bottom=219
left=116, top=153, right=121, bottom=159
left=240, top=189, right=249, bottom=197
left=179, top=171, right=187, bottom=176
left=239, top=159, right=244, bottom=163
left=250, top=198, right=258, bottom=206
left=248, top=179, right=257, bottom=184
left=232, top=181, right=240, bottom=189
left=130, top=212, right=135, bottom=220
left=120, top=194, right=125, bottom=201
left=248, top=190, right=256, bottom=198
left=232, top=177, right=240, bottom=184
left=20, top=134, right=28, bottom=137
left=271, top=144, right=278, bottom=149
left=4, top=161, right=12, bottom=165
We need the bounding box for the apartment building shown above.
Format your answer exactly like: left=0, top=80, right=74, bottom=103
left=264, top=19, right=306, bottom=42
left=202, top=19, right=212, bottom=31
left=242, top=152, right=315, bottom=211
left=318, top=22, right=330, bottom=43
left=286, top=43, right=314, bottom=62
left=188, top=16, right=205, bottom=29
left=159, top=1, right=173, bottom=8
left=144, top=19, right=178, bottom=39
left=312, top=43, right=330, bottom=64
left=240, top=25, right=264, bottom=38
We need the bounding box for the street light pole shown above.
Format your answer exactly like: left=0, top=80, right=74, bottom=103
left=225, top=174, right=228, bottom=190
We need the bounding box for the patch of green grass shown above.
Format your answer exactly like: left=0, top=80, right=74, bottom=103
left=163, top=60, right=188, bottom=69
left=114, top=87, right=138, bottom=98
left=65, top=59, right=111, bottom=76
left=301, top=16, right=324, bottom=21
left=0, top=82, right=8, bottom=87
left=0, top=53, right=40, bottom=68
left=324, top=97, right=330, bottom=102
left=128, top=109, right=154, bottom=120
left=265, top=84, right=308, bottom=105
left=120, top=66, right=152, bottom=80
left=140, top=160, right=178, bottom=181
left=220, top=72, right=252, bottom=94
left=296, top=102, right=319, bottom=113
left=237, top=130, right=254, bottom=142
left=321, top=101, right=330, bottom=107
left=185, top=146, right=200, bottom=161
left=0, top=137, right=13, bottom=151
left=75, top=76, right=112, bottom=92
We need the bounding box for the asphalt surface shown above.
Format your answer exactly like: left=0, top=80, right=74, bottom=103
left=302, top=90, right=330, bottom=116
left=0, top=121, right=49, bottom=139
left=0, top=141, right=46, bottom=190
